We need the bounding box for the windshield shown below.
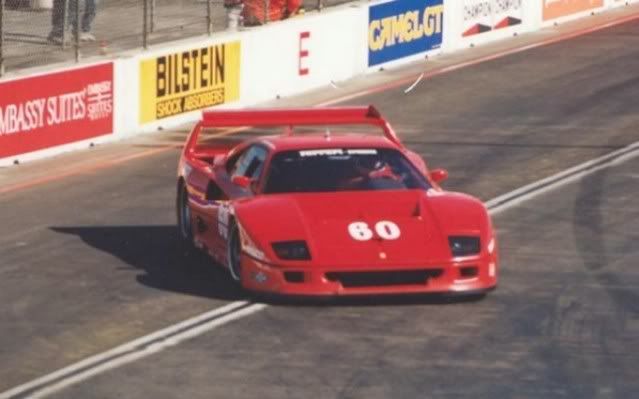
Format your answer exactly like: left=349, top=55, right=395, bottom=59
left=263, top=148, right=431, bottom=194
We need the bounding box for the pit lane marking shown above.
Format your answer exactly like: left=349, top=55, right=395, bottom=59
left=3, top=139, right=639, bottom=399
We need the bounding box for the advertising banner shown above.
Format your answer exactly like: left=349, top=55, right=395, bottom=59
left=0, top=63, right=113, bottom=159
left=462, top=0, right=523, bottom=37
left=368, top=0, right=444, bottom=66
left=139, top=41, right=241, bottom=124
left=542, top=0, right=604, bottom=21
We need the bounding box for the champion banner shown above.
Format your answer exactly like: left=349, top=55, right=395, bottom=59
left=462, top=0, right=523, bottom=37
left=0, top=63, right=114, bottom=159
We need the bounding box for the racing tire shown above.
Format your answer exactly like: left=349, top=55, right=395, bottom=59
left=227, top=220, right=242, bottom=283
left=177, top=183, right=194, bottom=247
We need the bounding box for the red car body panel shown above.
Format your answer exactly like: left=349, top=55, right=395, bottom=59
left=177, top=106, right=498, bottom=296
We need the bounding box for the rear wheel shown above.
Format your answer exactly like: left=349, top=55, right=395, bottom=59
left=227, top=221, right=242, bottom=283
left=177, top=183, right=194, bottom=246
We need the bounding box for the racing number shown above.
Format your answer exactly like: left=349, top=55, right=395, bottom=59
left=348, top=222, right=374, bottom=241
left=348, top=221, right=401, bottom=241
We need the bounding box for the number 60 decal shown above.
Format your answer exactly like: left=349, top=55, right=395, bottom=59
left=348, top=221, right=401, bottom=241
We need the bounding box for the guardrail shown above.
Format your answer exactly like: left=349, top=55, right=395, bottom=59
left=0, top=0, right=338, bottom=77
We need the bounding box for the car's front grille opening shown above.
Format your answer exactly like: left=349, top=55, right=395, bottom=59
left=325, top=269, right=443, bottom=288
left=459, top=266, right=478, bottom=278
left=284, top=271, right=305, bottom=283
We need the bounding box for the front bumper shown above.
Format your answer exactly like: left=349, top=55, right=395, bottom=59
left=239, top=254, right=498, bottom=296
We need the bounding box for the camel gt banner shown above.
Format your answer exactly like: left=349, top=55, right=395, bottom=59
left=139, top=41, right=241, bottom=123
left=368, top=0, right=443, bottom=66
left=0, top=63, right=113, bottom=159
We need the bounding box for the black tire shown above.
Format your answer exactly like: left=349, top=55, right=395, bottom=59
left=177, top=182, right=194, bottom=246
left=227, top=220, right=242, bottom=283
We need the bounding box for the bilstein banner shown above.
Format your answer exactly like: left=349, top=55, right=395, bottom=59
left=139, top=41, right=241, bottom=123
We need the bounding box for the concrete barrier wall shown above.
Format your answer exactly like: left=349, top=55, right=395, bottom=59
left=1, top=0, right=636, bottom=166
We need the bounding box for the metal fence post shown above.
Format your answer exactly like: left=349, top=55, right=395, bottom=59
left=316, top=0, right=323, bottom=12
left=207, top=0, right=212, bottom=35
left=74, top=0, right=80, bottom=62
left=143, top=0, right=148, bottom=49
left=263, top=0, right=269, bottom=24
left=150, top=0, right=155, bottom=33
left=62, top=0, right=69, bottom=49
left=0, top=0, right=5, bottom=77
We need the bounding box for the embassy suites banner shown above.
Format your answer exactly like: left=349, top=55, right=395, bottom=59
left=139, top=41, right=241, bottom=123
left=0, top=63, right=114, bottom=159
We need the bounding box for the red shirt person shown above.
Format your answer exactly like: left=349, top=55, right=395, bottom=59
left=242, top=0, right=302, bottom=25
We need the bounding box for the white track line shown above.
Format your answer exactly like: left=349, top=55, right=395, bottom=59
left=4, top=140, right=639, bottom=399
left=404, top=73, right=424, bottom=93
left=486, top=141, right=639, bottom=214
left=0, top=301, right=266, bottom=399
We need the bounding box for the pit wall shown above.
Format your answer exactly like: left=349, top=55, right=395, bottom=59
left=1, top=0, right=636, bottom=166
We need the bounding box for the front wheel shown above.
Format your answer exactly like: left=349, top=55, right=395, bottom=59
left=177, top=183, right=194, bottom=246
left=227, top=221, right=242, bottom=283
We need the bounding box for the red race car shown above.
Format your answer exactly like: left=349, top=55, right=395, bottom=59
left=177, top=106, right=498, bottom=297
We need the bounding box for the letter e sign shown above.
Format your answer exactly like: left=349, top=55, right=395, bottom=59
left=299, top=31, right=310, bottom=76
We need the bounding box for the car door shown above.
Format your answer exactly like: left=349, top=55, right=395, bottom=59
left=214, top=144, right=269, bottom=262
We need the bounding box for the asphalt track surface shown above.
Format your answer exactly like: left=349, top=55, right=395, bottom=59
left=2, top=12, right=639, bottom=399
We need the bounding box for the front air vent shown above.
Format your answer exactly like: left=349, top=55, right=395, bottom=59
left=325, top=269, right=443, bottom=288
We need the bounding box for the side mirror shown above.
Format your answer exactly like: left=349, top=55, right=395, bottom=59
left=430, top=168, right=448, bottom=184
left=231, top=175, right=252, bottom=188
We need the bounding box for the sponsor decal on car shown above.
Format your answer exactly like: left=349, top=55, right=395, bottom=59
left=368, top=0, right=444, bottom=66
left=139, top=42, right=241, bottom=123
left=299, top=148, right=379, bottom=157
left=0, top=63, right=113, bottom=159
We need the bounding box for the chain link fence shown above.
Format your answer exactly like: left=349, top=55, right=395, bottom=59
left=0, top=0, right=354, bottom=77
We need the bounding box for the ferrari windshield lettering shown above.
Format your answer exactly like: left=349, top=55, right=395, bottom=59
left=264, top=148, right=430, bottom=193
left=298, top=148, right=378, bottom=157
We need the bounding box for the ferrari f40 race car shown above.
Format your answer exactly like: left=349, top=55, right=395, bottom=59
left=177, top=106, right=498, bottom=296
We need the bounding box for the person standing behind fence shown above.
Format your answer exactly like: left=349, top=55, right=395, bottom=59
left=48, top=0, right=98, bottom=44
left=241, top=0, right=302, bottom=26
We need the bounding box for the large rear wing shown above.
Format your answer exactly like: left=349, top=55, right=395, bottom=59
left=185, top=106, right=403, bottom=154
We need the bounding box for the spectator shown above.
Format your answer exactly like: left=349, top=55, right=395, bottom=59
left=48, top=0, right=97, bottom=44
left=224, top=0, right=244, bottom=30
left=242, top=0, right=302, bottom=26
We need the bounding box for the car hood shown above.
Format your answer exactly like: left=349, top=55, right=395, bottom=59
left=234, top=190, right=487, bottom=267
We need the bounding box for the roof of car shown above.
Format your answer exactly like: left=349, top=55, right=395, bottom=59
left=256, top=134, right=401, bottom=152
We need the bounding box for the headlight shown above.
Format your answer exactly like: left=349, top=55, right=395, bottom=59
left=272, top=241, right=311, bottom=260
left=448, top=236, right=480, bottom=257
